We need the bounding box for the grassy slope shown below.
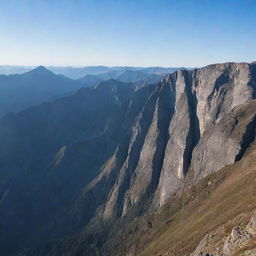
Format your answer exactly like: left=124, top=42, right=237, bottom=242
left=18, top=143, right=256, bottom=256
left=135, top=143, right=256, bottom=256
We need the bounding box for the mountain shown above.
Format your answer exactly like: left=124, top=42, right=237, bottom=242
left=0, top=62, right=255, bottom=256
left=0, top=65, right=32, bottom=75
left=116, top=70, right=159, bottom=83
left=0, top=79, right=135, bottom=256
left=0, top=65, right=186, bottom=79
left=72, top=67, right=188, bottom=86
left=0, top=65, right=165, bottom=118
left=0, top=66, right=83, bottom=117
left=47, top=66, right=185, bottom=79
left=139, top=66, right=188, bottom=75
left=77, top=74, right=104, bottom=87
left=78, top=69, right=165, bottom=87
left=48, top=66, right=114, bottom=79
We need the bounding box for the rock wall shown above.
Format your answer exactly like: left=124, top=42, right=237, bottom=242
left=85, top=62, right=256, bottom=217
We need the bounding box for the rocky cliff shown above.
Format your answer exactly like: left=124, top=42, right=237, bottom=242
left=84, top=62, right=256, bottom=219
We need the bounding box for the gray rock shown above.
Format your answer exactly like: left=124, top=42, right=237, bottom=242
left=87, top=62, right=256, bottom=216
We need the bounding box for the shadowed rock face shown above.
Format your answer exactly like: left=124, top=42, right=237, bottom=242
left=0, top=62, right=256, bottom=256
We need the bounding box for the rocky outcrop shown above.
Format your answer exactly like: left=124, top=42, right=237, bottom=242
left=154, top=62, right=256, bottom=206
left=188, top=101, right=256, bottom=183
left=190, top=212, right=256, bottom=256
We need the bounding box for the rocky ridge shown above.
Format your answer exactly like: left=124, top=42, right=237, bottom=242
left=83, top=62, right=256, bottom=220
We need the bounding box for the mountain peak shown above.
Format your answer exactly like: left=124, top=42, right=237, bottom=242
left=28, top=66, right=54, bottom=75
left=35, top=65, right=47, bottom=70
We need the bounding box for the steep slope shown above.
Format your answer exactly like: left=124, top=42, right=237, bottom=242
left=0, top=62, right=255, bottom=256
left=0, top=66, right=82, bottom=117
left=18, top=125, right=256, bottom=256
left=0, top=79, right=138, bottom=256
left=85, top=62, right=256, bottom=220
left=122, top=141, right=256, bottom=256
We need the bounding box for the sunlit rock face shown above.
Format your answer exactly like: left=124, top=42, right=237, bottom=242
left=90, top=62, right=256, bottom=214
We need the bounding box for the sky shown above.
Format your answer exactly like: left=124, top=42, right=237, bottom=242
left=0, top=0, right=255, bottom=67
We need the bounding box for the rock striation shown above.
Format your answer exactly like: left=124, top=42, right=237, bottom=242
left=85, top=62, right=256, bottom=218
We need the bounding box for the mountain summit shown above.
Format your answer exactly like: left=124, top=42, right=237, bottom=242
left=28, top=65, right=53, bottom=75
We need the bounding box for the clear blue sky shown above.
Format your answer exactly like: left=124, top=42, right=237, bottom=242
left=0, top=0, right=255, bottom=67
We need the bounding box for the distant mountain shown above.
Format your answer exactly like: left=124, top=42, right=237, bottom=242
left=0, top=79, right=135, bottom=256
left=95, top=69, right=123, bottom=80
left=0, top=65, right=187, bottom=79
left=134, top=73, right=164, bottom=87
left=116, top=70, right=153, bottom=82
left=78, top=69, right=166, bottom=86
left=76, top=70, right=160, bottom=88
left=0, top=65, right=165, bottom=117
left=0, top=65, right=33, bottom=75
left=139, top=66, right=187, bottom=75
left=48, top=66, right=114, bottom=79
left=77, top=74, right=103, bottom=87
left=0, top=66, right=82, bottom=117
left=50, top=66, right=185, bottom=79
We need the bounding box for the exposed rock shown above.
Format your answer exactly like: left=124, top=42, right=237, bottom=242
left=246, top=212, right=256, bottom=235
left=190, top=212, right=256, bottom=256
left=97, top=62, right=256, bottom=212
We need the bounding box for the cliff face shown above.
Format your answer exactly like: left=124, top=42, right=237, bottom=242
left=0, top=62, right=256, bottom=256
left=86, top=62, right=256, bottom=219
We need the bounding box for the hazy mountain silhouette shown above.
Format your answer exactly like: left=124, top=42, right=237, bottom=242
left=0, top=66, right=82, bottom=117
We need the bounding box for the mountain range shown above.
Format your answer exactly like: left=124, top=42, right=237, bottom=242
left=0, top=61, right=256, bottom=256
left=0, top=65, right=184, bottom=117
left=0, top=65, right=185, bottom=79
left=0, top=66, right=82, bottom=117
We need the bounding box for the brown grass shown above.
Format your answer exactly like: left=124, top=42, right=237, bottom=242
left=232, top=239, right=256, bottom=256
left=134, top=144, right=256, bottom=256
